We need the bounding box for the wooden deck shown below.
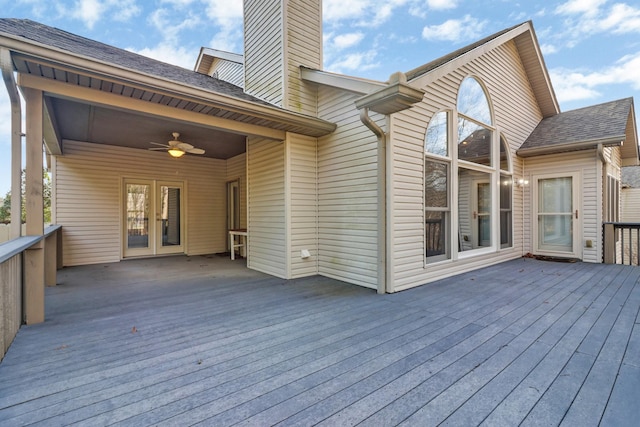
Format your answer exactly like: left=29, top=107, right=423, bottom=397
left=0, top=256, right=639, bottom=426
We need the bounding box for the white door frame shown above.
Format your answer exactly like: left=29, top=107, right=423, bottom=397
left=123, top=179, right=185, bottom=258
left=532, top=172, right=581, bottom=258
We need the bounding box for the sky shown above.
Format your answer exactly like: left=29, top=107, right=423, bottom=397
left=1, top=0, right=640, bottom=196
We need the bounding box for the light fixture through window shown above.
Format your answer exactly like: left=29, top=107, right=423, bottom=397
left=168, top=148, right=185, bottom=158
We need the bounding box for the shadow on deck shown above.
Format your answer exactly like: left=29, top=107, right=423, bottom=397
left=0, top=256, right=639, bottom=426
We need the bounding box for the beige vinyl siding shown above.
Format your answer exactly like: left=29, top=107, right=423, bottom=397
left=247, top=137, right=287, bottom=278
left=53, top=140, right=226, bottom=266
left=317, top=87, right=380, bottom=289
left=389, top=40, right=540, bottom=291
left=286, top=133, right=319, bottom=278
left=244, top=0, right=284, bottom=106
left=226, top=152, right=247, bottom=229
left=284, top=0, right=321, bottom=115
left=212, top=60, right=244, bottom=88
left=622, top=188, right=640, bottom=221
left=524, top=151, right=599, bottom=262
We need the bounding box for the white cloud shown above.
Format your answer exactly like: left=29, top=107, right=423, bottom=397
left=323, top=0, right=368, bottom=21
left=333, top=33, right=365, bottom=49
left=427, top=0, right=457, bottom=10
left=550, top=51, right=640, bottom=103
left=600, top=3, right=640, bottom=34
left=324, top=0, right=409, bottom=26
left=555, top=0, right=607, bottom=18
left=203, top=0, right=244, bottom=52
left=540, top=43, right=558, bottom=55
left=53, top=0, right=141, bottom=29
left=72, top=0, right=105, bottom=29
left=128, top=44, right=197, bottom=69
left=552, top=1, right=640, bottom=48
left=422, top=15, right=487, bottom=42
left=325, top=50, right=379, bottom=74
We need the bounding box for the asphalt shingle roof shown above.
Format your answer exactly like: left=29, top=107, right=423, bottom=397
left=0, top=18, right=271, bottom=106
left=519, top=97, right=633, bottom=152
left=622, top=166, right=640, bottom=188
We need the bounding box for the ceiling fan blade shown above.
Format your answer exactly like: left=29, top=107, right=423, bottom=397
left=177, top=142, right=194, bottom=150
left=148, top=147, right=168, bottom=151
left=186, top=148, right=205, bottom=155
left=150, top=141, right=170, bottom=147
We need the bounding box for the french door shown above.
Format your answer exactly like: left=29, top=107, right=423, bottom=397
left=534, top=173, right=580, bottom=257
left=124, top=179, right=184, bottom=257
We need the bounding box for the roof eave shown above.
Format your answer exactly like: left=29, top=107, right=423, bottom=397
left=405, top=21, right=560, bottom=117
left=0, top=33, right=336, bottom=137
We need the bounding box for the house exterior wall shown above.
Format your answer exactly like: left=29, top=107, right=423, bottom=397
left=622, top=188, right=640, bottom=221
left=53, top=140, right=226, bottom=266
left=523, top=150, right=599, bottom=263
left=246, top=136, right=287, bottom=278
left=388, top=40, right=541, bottom=291
left=286, top=133, right=319, bottom=278
left=243, top=0, right=321, bottom=115
left=212, top=60, right=244, bottom=88
left=226, top=152, right=247, bottom=229
left=316, top=87, right=382, bottom=289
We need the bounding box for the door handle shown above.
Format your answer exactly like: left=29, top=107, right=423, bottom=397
left=575, top=210, right=579, bottom=219
left=473, top=211, right=477, bottom=219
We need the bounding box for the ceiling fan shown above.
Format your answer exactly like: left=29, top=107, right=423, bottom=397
left=149, top=132, right=205, bottom=158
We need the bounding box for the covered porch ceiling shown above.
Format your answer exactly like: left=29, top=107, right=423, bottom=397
left=48, top=96, right=248, bottom=160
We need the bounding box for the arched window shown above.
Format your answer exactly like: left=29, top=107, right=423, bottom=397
left=424, top=76, right=511, bottom=263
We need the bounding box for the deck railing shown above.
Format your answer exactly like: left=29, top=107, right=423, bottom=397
left=0, top=225, right=61, bottom=361
left=603, top=222, right=640, bottom=266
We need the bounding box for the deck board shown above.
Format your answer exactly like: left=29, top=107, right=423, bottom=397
left=0, top=256, right=639, bottom=426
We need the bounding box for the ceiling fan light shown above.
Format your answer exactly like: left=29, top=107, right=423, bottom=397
left=168, top=148, right=185, bottom=158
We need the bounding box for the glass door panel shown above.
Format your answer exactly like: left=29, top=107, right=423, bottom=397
left=536, top=176, right=576, bottom=254
left=156, top=182, right=184, bottom=255
left=125, top=182, right=153, bottom=256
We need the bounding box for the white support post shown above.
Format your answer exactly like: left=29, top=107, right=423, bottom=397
left=0, top=48, right=22, bottom=239
left=22, top=87, right=45, bottom=324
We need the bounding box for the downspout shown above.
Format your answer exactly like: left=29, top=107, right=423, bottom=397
left=1, top=48, right=22, bottom=239
left=355, top=71, right=425, bottom=294
left=359, top=108, right=387, bottom=294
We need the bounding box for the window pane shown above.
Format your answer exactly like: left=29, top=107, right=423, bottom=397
left=458, top=118, right=492, bottom=166
left=160, top=186, right=181, bottom=247
left=540, top=177, right=572, bottom=213
left=126, top=184, right=150, bottom=249
left=458, top=168, right=492, bottom=251
left=500, top=135, right=509, bottom=171
left=425, top=160, right=448, bottom=208
left=500, top=174, right=512, bottom=248
left=425, top=111, right=448, bottom=156
left=426, top=211, right=449, bottom=259
left=457, top=77, right=492, bottom=125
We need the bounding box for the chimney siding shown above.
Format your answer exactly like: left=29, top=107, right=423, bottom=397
left=244, top=0, right=321, bottom=116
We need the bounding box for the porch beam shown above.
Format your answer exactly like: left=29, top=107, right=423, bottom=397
left=0, top=48, right=22, bottom=239
left=22, top=87, right=45, bottom=324
left=43, top=96, right=62, bottom=155
left=18, top=74, right=288, bottom=141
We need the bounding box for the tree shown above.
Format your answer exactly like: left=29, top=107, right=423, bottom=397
left=0, top=169, right=51, bottom=224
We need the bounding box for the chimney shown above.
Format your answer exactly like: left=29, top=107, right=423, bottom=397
left=243, top=0, right=321, bottom=115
